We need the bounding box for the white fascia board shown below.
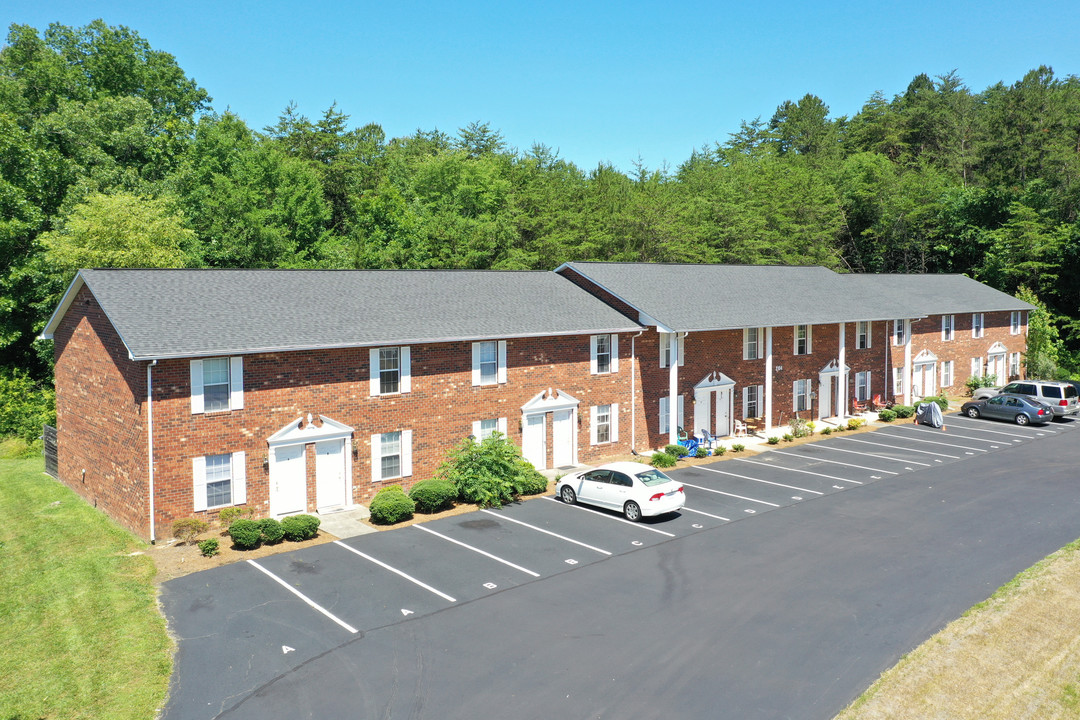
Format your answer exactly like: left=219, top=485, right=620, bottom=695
left=40, top=271, right=140, bottom=361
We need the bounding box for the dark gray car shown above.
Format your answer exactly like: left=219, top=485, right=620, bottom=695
left=961, top=393, right=1054, bottom=425
left=972, top=380, right=1079, bottom=418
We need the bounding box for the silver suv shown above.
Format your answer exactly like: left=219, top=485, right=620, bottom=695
left=972, top=380, right=1080, bottom=418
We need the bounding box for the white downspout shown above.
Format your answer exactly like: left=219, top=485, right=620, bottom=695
left=764, top=327, right=773, bottom=434
left=903, top=319, right=913, bottom=405
left=147, top=360, right=157, bottom=544
left=630, top=330, right=643, bottom=452
left=838, top=322, right=847, bottom=418
left=668, top=331, right=687, bottom=445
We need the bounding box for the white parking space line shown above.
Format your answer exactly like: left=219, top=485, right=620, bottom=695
left=247, top=560, right=359, bottom=634
left=769, top=449, right=898, bottom=475
left=479, top=509, right=611, bottom=555
left=906, top=425, right=1010, bottom=445
left=735, top=457, right=863, bottom=484
left=334, top=541, right=457, bottom=602
left=839, top=436, right=960, bottom=459
left=692, top=465, right=826, bottom=495
left=413, top=525, right=540, bottom=577
left=883, top=429, right=987, bottom=452
left=682, top=506, right=731, bottom=522
left=542, top=496, right=677, bottom=536
left=680, top=481, right=783, bottom=506
left=804, top=444, right=932, bottom=467
left=946, top=416, right=1054, bottom=437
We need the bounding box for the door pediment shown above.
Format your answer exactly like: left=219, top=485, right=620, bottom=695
left=522, top=388, right=579, bottom=414
left=694, top=371, right=735, bottom=389
left=268, top=413, right=354, bottom=446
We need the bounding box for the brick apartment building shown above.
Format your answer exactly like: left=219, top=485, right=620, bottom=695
left=43, top=264, right=1032, bottom=541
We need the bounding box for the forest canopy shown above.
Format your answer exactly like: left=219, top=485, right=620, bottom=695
left=2, top=19, right=1080, bottom=398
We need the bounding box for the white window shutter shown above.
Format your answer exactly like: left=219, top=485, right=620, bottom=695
left=472, top=420, right=481, bottom=438
left=678, top=334, right=685, bottom=366
left=806, top=326, right=813, bottom=354
left=498, top=417, right=507, bottom=436
left=471, top=343, right=481, bottom=386
left=793, top=380, right=799, bottom=410
left=611, top=403, right=619, bottom=442
left=369, top=348, right=381, bottom=396
left=659, top=397, right=669, bottom=434
left=232, top=451, right=247, bottom=505
left=610, top=334, right=619, bottom=372
left=590, top=336, right=598, bottom=375
left=400, top=346, right=411, bottom=393
left=678, top=395, right=685, bottom=427
left=590, top=406, right=598, bottom=445
left=190, top=360, right=204, bottom=414
left=230, top=356, right=244, bottom=410
left=192, top=456, right=207, bottom=512
left=370, top=434, right=381, bottom=482
left=742, top=389, right=749, bottom=418
left=497, top=341, right=507, bottom=383
left=402, top=430, right=413, bottom=477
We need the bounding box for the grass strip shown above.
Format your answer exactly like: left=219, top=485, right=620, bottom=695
left=0, top=458, right=172, bottom=720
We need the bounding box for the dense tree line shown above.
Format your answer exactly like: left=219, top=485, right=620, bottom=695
left=2, top=19, right=1079, bottom=405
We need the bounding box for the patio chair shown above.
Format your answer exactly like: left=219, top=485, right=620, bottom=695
left=698, top=429, right=717, bottom=449
left=852, top=397, right=867, bottom=413
left=733, top=419, right=748, bottom=437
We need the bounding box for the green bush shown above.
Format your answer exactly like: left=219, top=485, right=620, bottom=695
left=821, top=427, right=832, bottom=435
left=788, top=416, right=809, bottom=438
left=664, top=443, right=688, bottom=458
left=281, top=514, right=321, bottom=541
left=712, top=446, right=726, bottom=456
left=782, top=433, right=794, bottom=442
left=922, top=395, right=950, bottom=411
left=847, top=418, right=865, bottom=430
left=0, top=368, right=55, bottom=443
left=965, top=374, right=998, bottom=396
left=436, top=432, right=544, bottom=508
left=767, top=436, right=780, bottom=445
left=0, top=437, right=32, bottom=459
left=409, top=478, right=457, bottom=513
left=694, top=447, right=708, bottom=458
left=197, top=537, right=219, bottom=557
left=172, top=517, right=209, bottom=543
left=731, top=443, right=746, bottom=452
left=513, top=461, right=549, bottom=496
left=892, top=404, right=915, bottom=418
left=650, top=451, right=677, bottom=468
left=228, top=519, right=262, bottom=549
left=369, top=486, right=415, bottom=525
left=258, top=518, right=285, bottom=544
left=878, top=409, right=897, bottom=422
left=833, top=423, right=845, bottom=432
left=217, top=506, right=252, bottom=528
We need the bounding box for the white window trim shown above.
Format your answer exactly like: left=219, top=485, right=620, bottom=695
left=972, top=313, right=984, bottom=338
left=192, top=451, right=246, bottom=512
left=371, top=430, right=413, bottom=482
left=793, top=379, right=811, bottom=412
left=793, top=325, right=812, bottom=355
left=1010, top=311, right=1021, bottom=335
left=370, top=346, right=411, bottom=396
left=971, top=357, right=982, bottom=379
left=856, top=321, right=871, bottom=350
left=471, top=417, right=508, bottom=441
left=190, top=356, right=244, bottom=414
left=659, top=395, right=684, bottom=435
left=743, top=328, right=761, bottom=360
left=1009, top=352, right=1020, bottom=377
left=472, top=341, right=507, bottom=386
left=894, top=367, right=904, bottom=396
left=855, top=371, right=871, bottom=402
left=590, top=403, right=619, bottom=445
left=893, top=320, right=906, bottom=346
left=660, top=333, right=685, bottom=368
left=941, top=360, right=953, bottom=388
left=942, top=315, right=954, bottom=342
left=743, top=385, right=763, bottom=418
left=590, top=334, right=619, bottom=375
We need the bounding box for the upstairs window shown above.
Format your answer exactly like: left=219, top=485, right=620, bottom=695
left=1010, top=311, right=1022, bottom=335
left=370, top=347, right=411, bottom=396
left=893, top=320, right=906, bottom=346
left=591, top=334, right=619, bottom=374
left=472, top=341, right=507, bottom=386
left=972, top=313, right=984, bottom=338
left=856, top=321, right=870, bottom=350
left=942, top=315, right=954, bottom=342
left=191, top=357, right=244, bottom=414
left=744, top=327, right=761, bottom=360
left=660, top=333, right=685, bottom=368
left=794, top=325, right=811, bottom=355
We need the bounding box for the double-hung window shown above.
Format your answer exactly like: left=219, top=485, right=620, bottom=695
left=472, top=341, right=507, bottom=386
left=591, top=334, right=618, bottom=374
left=372, top=430, right=413, bottom=482
left=1009, top=352, right=1020, bottom=378
left=744, top=385, right=762, bottom=418
left=660, top=333, right=685, bottom=368
left=1010, top=311, right=1022, bottom=335
left=793, top=379, right=811, bottom=412
left=941, top=360, right=954, bottom=388
left=893, top=320, right=906, bottom=346
left=856, top=321, right=870, bottom=350
left=893, top=367, right=904, bottom=396
left=659, top=395, right=684, bottom=435
left=794, top=325, right=811, bottom=355
left=471, top=417, right=508, bottom=441
left=191, top=357, right=244, bottom=414
left=971, top=357, right=983, bottom=380
left=192, top=451, right=246, bottom=511
left=972, top=313, right=984, bottom=338
left=855, top=371, right=870, bottom=402
left=591, top=404, right=619, bottom=444
left=744, top=328, right=761, bottom=360
left=942, top=315, right=954, bottom=341
left=370, top=346, right=411, bottom=396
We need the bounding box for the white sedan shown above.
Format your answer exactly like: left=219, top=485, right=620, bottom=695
left=556, top=461, right=685, bottom=522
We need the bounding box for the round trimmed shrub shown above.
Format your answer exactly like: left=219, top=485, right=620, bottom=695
left=369, top=486, right=415, bottom=525
left=172, top=517, right=209, bottom=543
left=281, top=514, right=321, bottom=541
left=694, top=447, right=708, bottom=458
left=782, top=433, right=794, bottom=442
left=731, top=443, right=746, bottom=452
left=198, top=537, right=219, bottom=557
left=712, top=446, right=726, bottom=456
left=409, top=478, right=457, bottom=513
left=514, top=464, right=549, bottom=496
left=650, top=451, right=678, bottom=468
left=258, top=518, right=285, bottom=544
left=878, top=409, right=897, bottom=422
left=664, top=443, right=688, bottom=458
left=229, top=519, right=262, bottom=549
left=767, top=436, right=780, bottom=445
left=892, top=404, right=916, bottom=419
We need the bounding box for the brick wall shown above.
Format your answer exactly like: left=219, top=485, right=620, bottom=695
left=907, top=311, right=1027, bottom=395
left=53, top=286, right=149, bottom=538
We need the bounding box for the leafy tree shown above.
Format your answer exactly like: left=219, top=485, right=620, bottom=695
left=1017, top=286, right=1061, bottom=379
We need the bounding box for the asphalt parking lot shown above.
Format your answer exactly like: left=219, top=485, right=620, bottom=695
left=161, top=414, right=1080, bottom=720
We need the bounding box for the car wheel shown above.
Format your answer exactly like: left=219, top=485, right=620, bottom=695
left=623, top=501, right=642, bottom=522
left=560, top=486, right=576, bottom=505
left=966, top=407, right=980, bottom=418
left=1015, top=413, right=1030, bottom=426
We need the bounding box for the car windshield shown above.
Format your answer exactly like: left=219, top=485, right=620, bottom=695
left=635, top=469, right=673, bottom=486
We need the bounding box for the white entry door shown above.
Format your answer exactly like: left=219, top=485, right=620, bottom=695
left=270, top=444, right=307, bottom=517
left=315, top=439, right=347, bottom=512
left=523, top=413, right=547, bottom=470
left=913, top=363, right=936, bottom=398
left=989, top=354, right=1006, bottom=384
left=818, top=374, right=833, bottom=419
left=695, top=389, right=711, bottom=437
left=715, top=388, right=731, bottom=437
left=552, top=409, right=575, bottom=468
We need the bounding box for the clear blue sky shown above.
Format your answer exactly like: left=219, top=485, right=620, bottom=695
left=4, top=1, right=1078, bottom=172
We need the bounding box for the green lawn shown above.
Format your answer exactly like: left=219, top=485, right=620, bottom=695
left=0, top=458, right=172, bottom=720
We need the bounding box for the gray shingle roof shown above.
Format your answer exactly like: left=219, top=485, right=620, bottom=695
left=839, top=274, right=1034, bottom=315
left=558, top=262, right=913, bottom=330
left=44, top=269, right=643, bottom=360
